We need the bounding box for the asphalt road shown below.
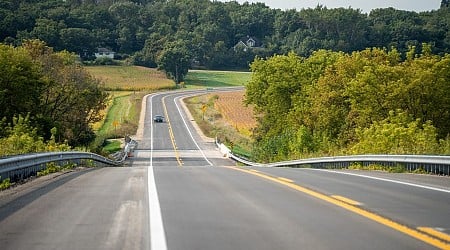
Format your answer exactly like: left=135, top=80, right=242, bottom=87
left=0, top=89, right=449, bottom=250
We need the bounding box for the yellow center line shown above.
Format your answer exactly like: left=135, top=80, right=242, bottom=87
left=277, top=177, right=295, bottom=183
left=162, top=96, right=183, bottom=167
left=226, top=166, right=450, bottom=250
left=331, top=195, right=362, bottom=206
left=418, top=227, right=450, bottom=242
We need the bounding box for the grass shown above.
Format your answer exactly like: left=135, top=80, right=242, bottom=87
left=184, top=70, right=251, bottom=88
left=348, top=163, right=407, bottom=173
left=85, top=65, right=176, bottom=91
left=91, top=91, right=143, bottom=152
left=102, top=140, right=122, bottom=154
left=96, top=92, right=139, bottom=136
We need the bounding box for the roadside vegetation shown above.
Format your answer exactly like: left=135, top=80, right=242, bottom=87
left=0, top=41, right=175, bottom=158
left=91, top=91, right=143, bottom=154
left=246, top=46, right=450, bottom=163
left=0, top=178, right=11, bottom=191
left=0, top=40, right=107, bottom=156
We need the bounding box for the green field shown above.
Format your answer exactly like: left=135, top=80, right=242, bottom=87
left=86, top=65, right=175, bottom=91
left=184, top=70, right=251, bottom=88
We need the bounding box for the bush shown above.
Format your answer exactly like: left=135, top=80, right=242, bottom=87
left=350, top=111, right=440, bottom=155
left=0, top=115, right=71, bottom=157
left=94, top=57, right=119, bottom=65
left=0, top=178, right=11, bottom=190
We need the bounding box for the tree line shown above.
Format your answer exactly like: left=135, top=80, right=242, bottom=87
left=245, top=45, right=450, bottom=162
left=1, top=0, right=450, bottom=82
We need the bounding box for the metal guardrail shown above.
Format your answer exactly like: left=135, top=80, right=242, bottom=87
left=0, top=139, right=138, bottom=183
left=218, top=142, right=450, bottom=176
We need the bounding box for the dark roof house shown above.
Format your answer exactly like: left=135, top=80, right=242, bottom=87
left=233, top=36, right=262, bottom=52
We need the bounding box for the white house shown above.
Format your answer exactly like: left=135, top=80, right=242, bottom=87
left=94, top=48, right=115, bottom=59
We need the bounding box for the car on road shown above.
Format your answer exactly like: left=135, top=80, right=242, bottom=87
left=154, top=115, right=164, bottom=123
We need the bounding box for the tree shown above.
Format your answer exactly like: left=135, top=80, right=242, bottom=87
left=60, top=27, right=95, bottom=57
left=0, top=44, right=44, bottom=125
left=109, top=1, right=142, bottom=53
left=21, top=40, right=109, bottom=146
left=157, top=40, right=191, bottom=84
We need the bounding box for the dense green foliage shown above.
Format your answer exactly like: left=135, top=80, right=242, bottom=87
left=246, top=46, right=450, bottom=162
left=0, top=115, right=70, bottom=156
left=0, top=40, right=109, bottom=151
left=1, top=0, right=450, bottom=76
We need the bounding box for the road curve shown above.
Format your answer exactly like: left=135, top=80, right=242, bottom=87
left=0, top=88, right=449, bottom=250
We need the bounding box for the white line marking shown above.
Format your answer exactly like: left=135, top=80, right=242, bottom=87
left=148, top=94, right=167, bottom=250
left=173, top=94, right=214, bottom=166
left=148, top=164, right=167, bottom=250
left=309, top=169, right=450, bottom=193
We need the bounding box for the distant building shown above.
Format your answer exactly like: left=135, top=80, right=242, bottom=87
left=233, top=36, right=262, bottom=52
left=94, top=48, right=115, bottom=59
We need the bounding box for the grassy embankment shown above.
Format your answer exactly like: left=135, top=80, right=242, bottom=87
left=184, top=70, right=254, bottom=158
left=86, top=65, right=175, bottom=153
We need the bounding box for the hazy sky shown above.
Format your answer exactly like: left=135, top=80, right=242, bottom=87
left=220, top=0, right=442, bottom=13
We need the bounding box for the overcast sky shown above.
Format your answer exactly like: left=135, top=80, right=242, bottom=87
left=219, top=0, right=442, bottom=13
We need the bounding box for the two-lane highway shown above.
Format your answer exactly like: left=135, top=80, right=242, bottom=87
left=0, top=89, right=449, bottom=249
left=138, top=90, right=450, bottom=249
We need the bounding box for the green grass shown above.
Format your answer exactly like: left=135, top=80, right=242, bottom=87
left=91, top=91, right=143, bottom=152
left=102, top=140, right=122, bottom=154
left=97, top=92, right=135, bottom=135
left=184, top=70, right=251, bottom=88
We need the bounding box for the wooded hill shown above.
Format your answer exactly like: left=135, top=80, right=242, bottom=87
left=1, top=0, right=450, bottom=73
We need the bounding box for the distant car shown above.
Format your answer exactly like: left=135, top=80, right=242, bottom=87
left=153, top=115, right=164, bottom=123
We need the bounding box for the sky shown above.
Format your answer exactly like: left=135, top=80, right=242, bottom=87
left=219, top=0, right=442, bottom=13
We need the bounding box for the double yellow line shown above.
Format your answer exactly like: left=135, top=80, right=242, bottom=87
left=162, top=96, right=183, bottom=167
left=227, top=166, right=450, bottom=249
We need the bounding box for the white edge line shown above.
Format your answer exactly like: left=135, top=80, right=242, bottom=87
left=148, top=93, right=168, bottom=250
left=309, top=169, right=450, bottom=194
left=148, top=164, right=167, bottom=250
left=173, top=94, right=214, bottom=166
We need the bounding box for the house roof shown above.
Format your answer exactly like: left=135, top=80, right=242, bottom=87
left=235, top=36, right=262, bottom=48
left=97, top=47, right=115, bottom=53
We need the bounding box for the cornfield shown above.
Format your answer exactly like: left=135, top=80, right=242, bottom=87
left=211, top=90, right=256, bottom=134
